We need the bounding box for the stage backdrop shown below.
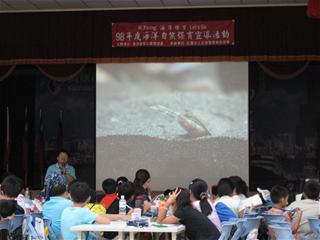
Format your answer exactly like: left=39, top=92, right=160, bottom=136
left=96, top=62, right=248, bottom=190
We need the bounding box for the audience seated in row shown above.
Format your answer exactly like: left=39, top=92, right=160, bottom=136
left=3, top=168, right=320, bottom=240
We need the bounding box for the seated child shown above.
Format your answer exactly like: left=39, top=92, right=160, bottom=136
left=268, top=185, right=302, bottom=240
left=61, top=181, right=130, bottom=240
left=116, top=176, right=128, bottom=186
left=189, top=178, right=221, bottom=231
left=107, top=181, right=135, bottom=215
left=87, top=189, right=106, bottom=215
left=100, top=178, right=117, bottom=210
left=157, top=188, right=220, bottom=240
left=163, top=189, right=173, bottom=199
left=104, top=181, right=135, bottom=240
left=0, top=175, right=25, bottom=214
left=214, top=178, right=239, bottom=222
left=287, top=180, right=320, bottom=236
left=43, top=183, right=72, bottom=240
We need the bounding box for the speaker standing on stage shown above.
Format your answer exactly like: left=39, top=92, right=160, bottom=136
left=45, top=150, right=76, bottom=184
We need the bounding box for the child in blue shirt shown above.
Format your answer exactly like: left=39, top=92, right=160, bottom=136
left=61, top=181, right=130, bottom=240
left=43, top=183, right=72, bottom=239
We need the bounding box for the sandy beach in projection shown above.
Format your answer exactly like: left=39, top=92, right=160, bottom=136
left=96, top=135, right=248, bottom=190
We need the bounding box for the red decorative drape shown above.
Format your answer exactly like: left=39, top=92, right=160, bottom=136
left=257, top=62, right=310, bottom=80
left=307, top=0, right=320, bottom=19
left=0, top=65, right=16, bottom=81
left=36, top=64, right=86, bottom=81
left=0, top=64, right=86, bottom=82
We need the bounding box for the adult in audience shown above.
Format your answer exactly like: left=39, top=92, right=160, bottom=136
left=0, top=176, right=25, bottom=214
left=214, top=178, right=239, bottom=222
left=43, top=183, right=72, bottom=240
left=45, top=150, right=76, bottom=183
left=287, top=180, right=320, bottom=236
left=100, top=178, right=117, bottom=210
left=157, top=188, right=220, bottom=240
left=189, top=178, right=221, bottom=231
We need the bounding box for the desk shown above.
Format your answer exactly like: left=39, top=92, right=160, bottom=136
left=125, top=224, right=185, bottom=240
left=71, top=221, right=185, bottom=240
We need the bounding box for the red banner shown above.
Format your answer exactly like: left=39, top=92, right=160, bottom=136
left=307, top=0, right=320, bottom=19
left=112, top=20, right=235, bottom=48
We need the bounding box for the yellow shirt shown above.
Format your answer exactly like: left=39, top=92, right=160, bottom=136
left=86, top=203, right=106, bottom=215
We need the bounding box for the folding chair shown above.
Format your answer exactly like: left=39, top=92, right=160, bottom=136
left=230, top=219, right=246, bottom=240
left=268, top=225, right=295, bottom=240
left=218, top=222, right=235, bottom=240
left=26, top=214, right=46, bottom=240
left=261, top=214, right=285, bottom=226
left=0, top=219, right=11, bottom=240
left=308, top=217, right=320, bottom=240
left=0, top=219, right=10, bottom=230
left=244, top=213, right=259, bottom=218
left=9, top=214, right=25, bottom=233
left=269, top=220, right=290, bottom=228
left=241, top=216, right=263, bottom=238
left=43, top=217, right=56, bottom=240
left=31, top=212, right=44, bottom=219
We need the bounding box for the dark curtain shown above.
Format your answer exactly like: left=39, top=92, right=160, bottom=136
left=0, top=65, right=96, bottom=189
left=0, top=6, right=320, bottom=64
left=249, top=61, right=320, bottom=190
left=0, top=67, right=35, bottom=182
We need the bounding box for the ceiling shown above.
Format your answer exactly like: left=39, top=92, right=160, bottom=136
left=0, top=0, right=307, bottom=12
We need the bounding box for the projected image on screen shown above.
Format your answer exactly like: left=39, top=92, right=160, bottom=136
left=97, top=63, right=248, bottom=190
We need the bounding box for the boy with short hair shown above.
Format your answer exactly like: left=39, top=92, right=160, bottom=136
left=269, top=185, right=302, bottom=239
left=0, top=176, right=25, bottom=214
left=287, top=180, right=320, bottom=236
left=100, top=178, right=117, bottom=210
left=61, top=181, right=130, bottom=240
left=43, top=183, right=72, bottom=240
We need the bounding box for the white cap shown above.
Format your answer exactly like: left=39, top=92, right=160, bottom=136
left=121, top=195, right=125, bottom=199
left=257, top=188, right=271, bottom=201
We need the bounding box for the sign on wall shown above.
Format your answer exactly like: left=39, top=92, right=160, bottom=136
left=112, top=20, right=235, bottom=48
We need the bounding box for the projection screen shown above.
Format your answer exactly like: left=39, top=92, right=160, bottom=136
left=96, top=62, right=248, bottom=190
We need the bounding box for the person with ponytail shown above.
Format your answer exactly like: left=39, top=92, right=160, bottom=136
left=157, top=188, right=220, bottom=240
left=189, top=178, right=221, bottom=231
